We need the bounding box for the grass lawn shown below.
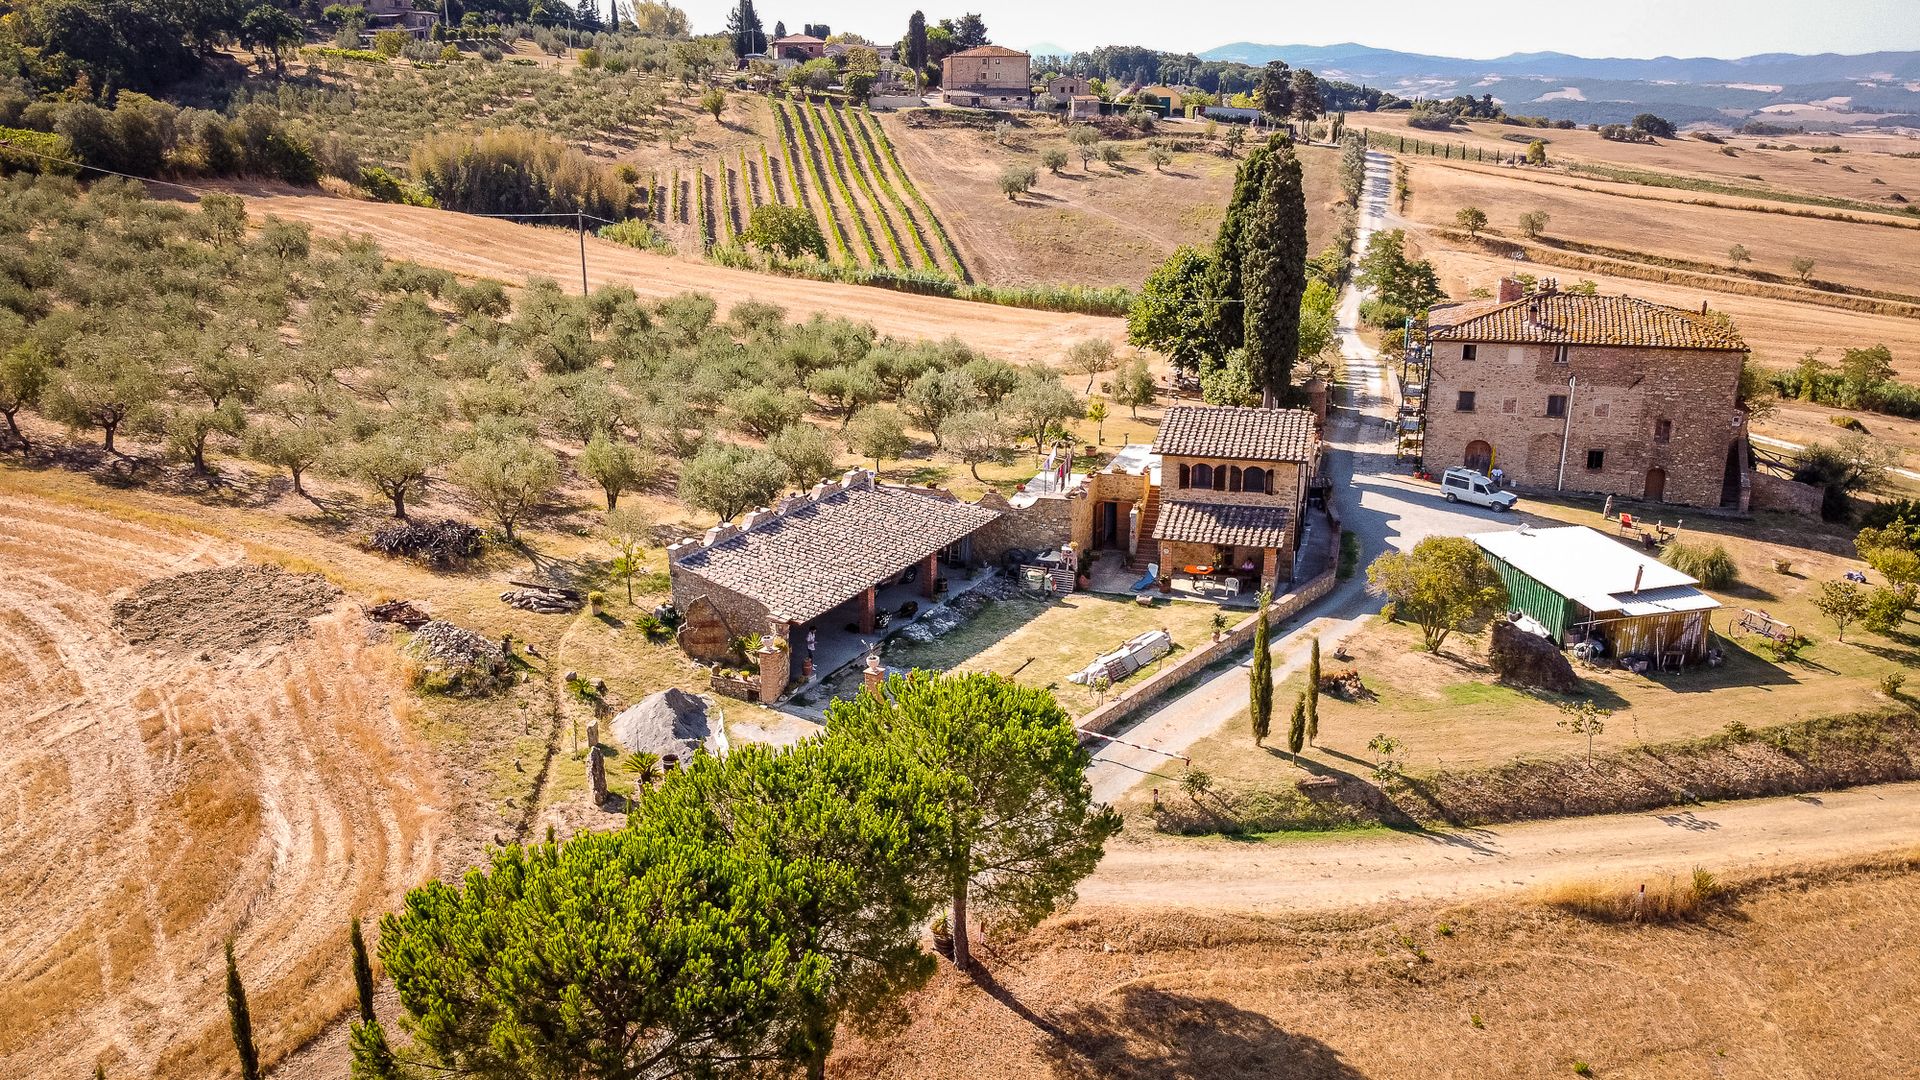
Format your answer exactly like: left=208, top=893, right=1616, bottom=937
left=870, top=590, right=1227, bottom=717
left=1125, top=495, right=1919, bottom=817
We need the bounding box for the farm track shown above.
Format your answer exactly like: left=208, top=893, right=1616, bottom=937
left=0, top=491, right=442, bottom=1080
left=221, top=185, right=1125, bottom=355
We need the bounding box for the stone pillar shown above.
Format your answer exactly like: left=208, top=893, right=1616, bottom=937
left=587, top=745, right=608, bottom=807
left=858, top=585, right=877, bottom=634
left=1261, top=546, right=1281, bottom=596
left=861, top=651, right=886, bottom=695
left=757, top=618, right=792, bottom=705
left=922, top=551, right=939, bottom=598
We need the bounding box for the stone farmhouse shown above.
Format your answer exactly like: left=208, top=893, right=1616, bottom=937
left=770, top=33, right=826, bottom=62
left=938, top=45, right=1034, bottom=109
left=354, top=0, right=437, bottom=37
left=1423, top=280, right=1753, bottom=510
left=1045, top=74, right=1091, bottom=107
left=1146, top=406, right=1322, bottom=596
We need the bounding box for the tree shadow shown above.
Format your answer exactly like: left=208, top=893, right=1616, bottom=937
left=1033, top=983, right=1371, bottom=1079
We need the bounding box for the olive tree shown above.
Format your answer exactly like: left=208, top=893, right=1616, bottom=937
left=1366, top=536, right=1509, bottom=654
left=450, top=435, right=560, bottom=542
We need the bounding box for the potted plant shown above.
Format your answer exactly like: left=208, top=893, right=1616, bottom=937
left=1211, top=611, right=1228, bottom=642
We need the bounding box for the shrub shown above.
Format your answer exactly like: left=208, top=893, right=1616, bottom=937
left=632, top=612, right=673, bottom=643
left=1660, top=541, right=1738, bottom=590
left=598, top=218, right=671, bottom=253
left=1539, top=866, right=1725, bottom=923
left=410, top=129, right=636, bottom=219
left=1881, top=671, right=1908, bottom=697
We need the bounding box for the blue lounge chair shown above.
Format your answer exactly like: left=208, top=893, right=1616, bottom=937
left=1130, top=563, right=1159, bottom=592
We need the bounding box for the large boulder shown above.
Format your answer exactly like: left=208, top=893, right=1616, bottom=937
left=612, top=688, right=726, bottom=761
left=1489, top=618, right=1579, bottom=693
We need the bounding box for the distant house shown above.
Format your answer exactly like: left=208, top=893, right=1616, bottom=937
left=1471, top=526, right=1721, bottom=665
left=938, top=45, right=1033, bottom=109
left=771, top=33, right=826, bottom=61
left=1067, top=94, right=1103, bottom=120
left=355, top=0, right=438, bottom=38
left=1135, top=84, right=1183, bottom=115
left=1046, top=74, right=1090, bottom=106
left=1423, top=278, right=1751, bottom=509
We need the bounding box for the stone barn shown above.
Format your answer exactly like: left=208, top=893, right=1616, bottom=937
left=667, top=471, right=1001, bottom=701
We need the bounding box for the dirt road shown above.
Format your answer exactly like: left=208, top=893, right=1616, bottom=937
left=225, top=187, right=1125, bottom=360
left=1086, top=782, right=1920, bottom=911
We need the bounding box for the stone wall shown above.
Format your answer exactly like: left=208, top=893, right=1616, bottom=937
left=1750, top=470, right=1823, bottom=516
left=1423, top=340, right=1747, bottom=509
left=970, top=490, right=1075, bottom=565
left=1161, top=455, right=1306, bottom=510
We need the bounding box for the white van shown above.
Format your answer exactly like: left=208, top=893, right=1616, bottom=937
left=1440, top=467, right=1518, bottom=511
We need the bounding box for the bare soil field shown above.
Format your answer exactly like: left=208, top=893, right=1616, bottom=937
left=218, top=186, right=1125, bottom=362
left=1416, top=240, right=1920, bottom=374
left=1358, top=110, right=1920, bottom=207
left=1404, top=158, right=1920, bottom=297
left=883, top=115, right=1345, bottom=288
left=836, top=853, right=1920, bottom=1079
left=0, top=485, right=442, bottom=1080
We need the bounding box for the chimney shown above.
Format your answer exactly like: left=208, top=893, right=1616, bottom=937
left=1498, top=277, right=1524, bottom=303
left=1527, top=301, right=1541, bottom=327
left=1632, top=564, right=1644, bottom=594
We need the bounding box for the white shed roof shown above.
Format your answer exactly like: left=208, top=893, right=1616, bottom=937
left=1471, top=526, right=1717, bottom=614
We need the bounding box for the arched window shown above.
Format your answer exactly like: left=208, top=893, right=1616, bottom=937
left=1212, top=464, right=1227, bottom=491
left=1177, top=463, right=1190, bottom=488
left=1244, top=468, right=1266, bottom=495
left=1229, top=466, right=1242, bottom=492
left=1192, top=463, right=1212, bottom=489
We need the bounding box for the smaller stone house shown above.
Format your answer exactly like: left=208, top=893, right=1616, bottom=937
left=667, top=471, right=1000, bottom=701
left=1067, top=95, right=1103, bottom=120
left=1148, top=406, right=1321, bottom=595
left=1424, top=281, right=1752, bottom=510
left=939, top=45, right=1033, bottom=109
left=1046, top=74, right=1091, bottom=106
left=357, top=0, right=438, bottom=37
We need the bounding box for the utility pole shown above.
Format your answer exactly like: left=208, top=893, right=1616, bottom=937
left=576, top=211, right=589, bottom=296
left=1556, top=374, right=1577, bottom=492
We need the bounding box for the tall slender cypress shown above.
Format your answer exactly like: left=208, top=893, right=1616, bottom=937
left=1241, top=140, right=1308, bottom=407
left=1249, top=588, right=1273, bottom=745
left=225, top=939, right=260, bottom=1080
left=350, top=917, right=376, bottom=1026
left=1306, top=637, right=1321, bottom=746
left=1288, top=693, right=1307, bottom=764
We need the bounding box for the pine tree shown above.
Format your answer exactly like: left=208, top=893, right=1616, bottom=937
left=224, top=939, right=260, bottom=1080
left=350, top=917, right=376, bottom=1026
left=1306, top=637, right=1321, bottom=746
left=1249, top=588, right=1273, bottom=745
left=1287, top=693, right=1307, bottom=764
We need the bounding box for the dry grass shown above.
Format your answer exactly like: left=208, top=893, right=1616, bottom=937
left=883, top=115, right=1345, bottom=289
left=835, top=852, right=1920, bottom=1079
left=1536, top=867, right=1724, bottom=923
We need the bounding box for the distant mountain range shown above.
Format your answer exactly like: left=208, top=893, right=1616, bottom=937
left=1195, top=43, right=1920, bottom=129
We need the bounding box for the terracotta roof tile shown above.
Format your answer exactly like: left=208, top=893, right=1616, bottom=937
left=1428, top=294, right=1746, bottom=351
left=1153, top=406, right=1318, bottom=462
left=1153, top=500, right=1293, bottom=548
left=674, top=484, right=1000, bottom=624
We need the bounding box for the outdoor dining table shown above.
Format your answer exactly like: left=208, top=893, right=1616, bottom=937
left=1181, top=565, right=1215, bottom=576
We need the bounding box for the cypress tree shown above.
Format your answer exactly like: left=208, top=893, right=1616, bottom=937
left=1306, top=637, right=1321, bottom=746
left=1287, top=693, right=1307, bottom=764
left=350, top=916, right=376, bottom=1026
left=1241, top=140, right=1308, bottom=407
left=1202, top=136, right=1277, bottom=363
left=94, top=1065, right=105, bottom=1080
left=224, top=939, right=260, bottom=1080
left=1249, top=588, right=1273, bottom=745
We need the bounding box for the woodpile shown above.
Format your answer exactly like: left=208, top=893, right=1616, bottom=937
left=404, top=620, right=511, bottom=696
left=500, top=580, right=581, bottom=614
left=366, top=599, right=430, bottom=628
left=369, top=519, right=483, bottom=567
left=1490, top=618, right=1579, bottom=693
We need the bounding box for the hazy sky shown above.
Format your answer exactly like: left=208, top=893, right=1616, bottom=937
left=667, top=0, right=1920, bottom=59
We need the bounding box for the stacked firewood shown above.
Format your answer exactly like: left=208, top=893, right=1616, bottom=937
left=369, top=519, right=483, bottom=567
left=500, top=580, right=581, bottom=614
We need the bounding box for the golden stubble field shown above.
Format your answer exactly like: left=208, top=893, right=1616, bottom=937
left=0, top=485, right=443, bottom=1079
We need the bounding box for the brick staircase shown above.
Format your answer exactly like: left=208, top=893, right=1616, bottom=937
left=1126, top=485, right=1162, bottom=572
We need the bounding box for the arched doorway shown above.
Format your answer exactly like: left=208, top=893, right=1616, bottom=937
left=1644, top=467, right=1667, bottom=502
left=1464, top=440, right=1493, bottom=475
